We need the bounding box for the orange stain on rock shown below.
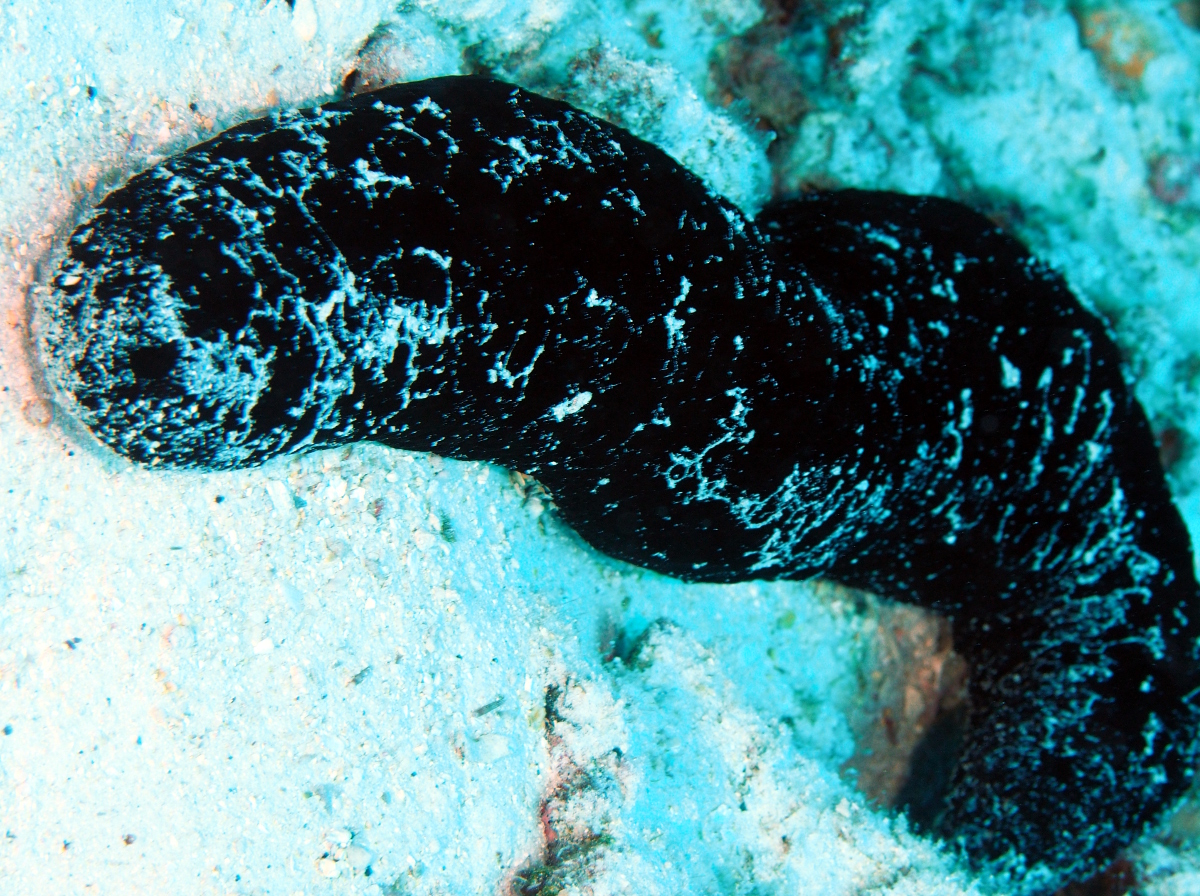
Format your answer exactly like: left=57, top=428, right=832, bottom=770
left=1073, top=7, right=1158, bottom=93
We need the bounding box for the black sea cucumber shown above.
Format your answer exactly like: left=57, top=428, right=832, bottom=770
left=36, top=75, right=1200, bottom=886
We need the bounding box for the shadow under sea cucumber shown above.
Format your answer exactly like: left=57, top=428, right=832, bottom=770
left=35, top=75, right=1200, bottom=888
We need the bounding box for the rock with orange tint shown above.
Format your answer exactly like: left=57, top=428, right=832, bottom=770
left=1071, top=3, right=1159, bottom=94
left=1150, top=153, right=1200, bottom=209
left=841, top=594, right=968, bottom=816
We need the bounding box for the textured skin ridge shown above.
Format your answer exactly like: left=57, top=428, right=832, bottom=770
left=37, top=76, right=1200, bottom=888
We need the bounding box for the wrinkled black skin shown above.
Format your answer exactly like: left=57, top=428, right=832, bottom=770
left=764, top=194, right=1200, bottom=869
left=43, top=76, right=1200, bottom=885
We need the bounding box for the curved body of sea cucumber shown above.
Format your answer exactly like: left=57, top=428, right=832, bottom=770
left=37, top=75, right=1200, bottom=885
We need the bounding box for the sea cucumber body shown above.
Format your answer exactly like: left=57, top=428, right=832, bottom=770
left=762, top=191, right=1200, bottom=867
left=38, top=76, right=1200, bottom=886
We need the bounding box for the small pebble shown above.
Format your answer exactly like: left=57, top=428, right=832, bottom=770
left=21, top=398, right=52, bottom=428
left=327, top=829, right=352, bottom=848
left=292, top=0, right=318, bottom=42
left=265, top=480, right=297, bottom=519
left=475, top=733, right=510, bottom=762
left=346, top=844, right=373, bottom=870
